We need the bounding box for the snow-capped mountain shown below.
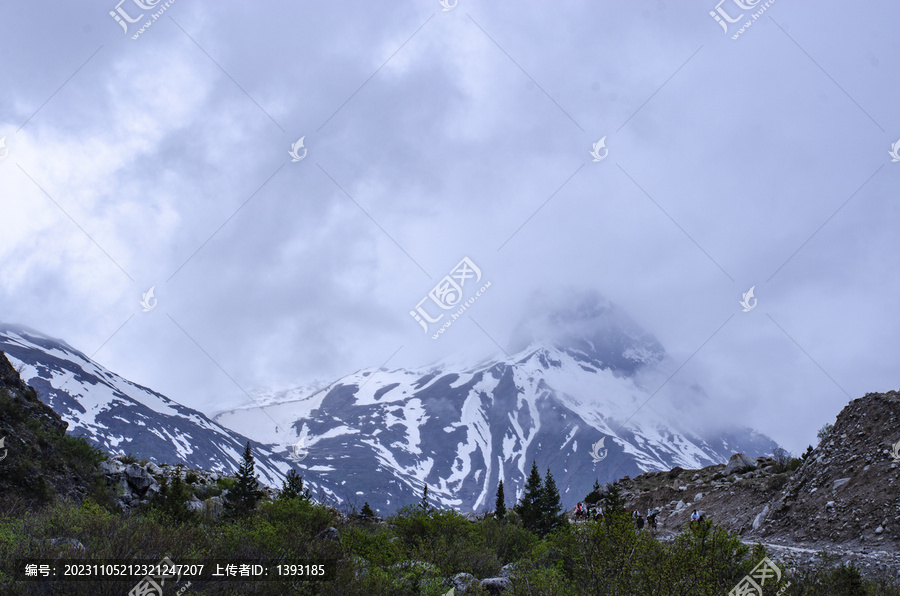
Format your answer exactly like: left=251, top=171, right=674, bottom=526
left=0, top=323, right=294, bottom=489
left=215, top=293, right=779, bottom=514
left=1, top=293, right=778, bottom=515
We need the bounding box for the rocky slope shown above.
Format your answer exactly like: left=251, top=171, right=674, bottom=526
left=597, top=389, right=900, bottom=578
left=0, top=350, right=96, bottom=507
left=763, top=389, right=900, bottom=547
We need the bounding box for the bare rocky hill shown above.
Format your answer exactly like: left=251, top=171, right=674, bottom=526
left=592, top=389, right=900, bottom=578
left=763, top=390, right=900, bottom=547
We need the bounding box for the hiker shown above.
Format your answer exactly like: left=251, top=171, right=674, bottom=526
left=647, top=507, right=658, bottom=529
left=575, top=502, right=583, bottom=520
left=690, top=509, right=700, bottom=524
left=632, top=510, right=644, bottom=530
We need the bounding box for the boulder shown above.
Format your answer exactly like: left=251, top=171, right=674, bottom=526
left=100, top=459, right=125, bottom=475
left=480, top=577, right=510, bottom=594
left=125, top=463, right=154, bottom=492
left=723, top=453, right=757, bottom=475
left=453, top=572, right=478, bottom=593
left=752, top=504, right=770, bottom=530
left=187, top=496, right=204, bottom=512
left=316, top=527, right=340, bottom=541
left=46, top=538, right=86, bottom=551
left=833, top=478, right=850, bottom=490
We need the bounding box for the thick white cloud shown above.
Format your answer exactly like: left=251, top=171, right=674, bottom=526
left=0, top=0, right=898, bottom=455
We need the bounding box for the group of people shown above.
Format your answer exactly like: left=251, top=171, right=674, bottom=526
left=573, top=503, right=704, bottom=528
left=573, top=502, right=603, bottom=521
left=632, top=508, right=659, bottom=530
left=573, top=502, right=661, bottom=530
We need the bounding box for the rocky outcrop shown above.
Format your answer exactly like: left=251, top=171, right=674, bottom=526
left=763, top=390, right=900, bottom=547
left=723, top=453, right=758, bottom=474
left=99, top=455, right=230, bottom=511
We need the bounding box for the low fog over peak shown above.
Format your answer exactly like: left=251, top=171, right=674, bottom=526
left=2, top=1, right=898, bottom=459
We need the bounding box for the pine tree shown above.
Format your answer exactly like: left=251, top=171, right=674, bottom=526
left=224, top=442, right=264, bottom=518
left=155, top=473, right=194, bottom=523
left=360, top=502, right=375, bottom=518
left=584, top=479, right=602, bottom=505
left=419, top=484, right=430, bottom=514
left=279, top=469, right=310, bottom=501
left=495, top=480, right=507, bottom=519
left=514, top=461, right=543, bottom=532
left=600, top=483, right=626, bottom=521
left=539, top=468, right=565, bottom=535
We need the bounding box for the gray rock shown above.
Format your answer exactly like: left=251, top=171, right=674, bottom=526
left=723, top=453, right=757, bottom=475
left=480, top=577, right=510, bottom=594
left=453, top=572, right=477, bottom=593
left=833, top=478, right=851, bottom=490
left=875, top=525, right=884, bottom=535
left=100, top=459, right=125, bottom=475
left=47, top=538, right=86, bottom=551
left=146, top=462, right=163, bottom=475
left=499, top=563, right=516, bottom=578
left=125, top=463, right=154, bottom=491
left=317, top=526, right=340, bottom=541
left=752, top=505, right=770, bottom=530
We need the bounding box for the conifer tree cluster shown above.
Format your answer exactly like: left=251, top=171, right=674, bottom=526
left=279, top=468, right=311, bottom=501
left=224, top=442, right=264, bottom=518
left=494, top=479, right=507, bottom=519
left=512, top=461, right=567, bottom=536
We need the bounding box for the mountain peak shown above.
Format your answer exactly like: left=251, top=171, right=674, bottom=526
left=509, top=290, right=665, bottom=375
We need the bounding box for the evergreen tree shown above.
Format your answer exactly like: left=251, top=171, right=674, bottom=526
left=514, top=461, right=543, bottom=532
left=800, top=445, right=814, bottom=461
left=539, top=468, right=566, bottom=535
left=224, top=442, right=264, bottom=518
left=278, top=469, right=310, bottom=501
left=360, top=502, right=375, bottom=518
left=155, top=473, right=194, bottom=523
left=419, top=484, right=431, bottom=514
left=584, top=479, right=602, bottom=505
left=495, top=480, right=507, bottom=519
left=600, top=483, right=627, bottom=521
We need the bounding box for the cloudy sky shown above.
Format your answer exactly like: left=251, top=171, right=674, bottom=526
left=1, top=0, right=897, bottom=455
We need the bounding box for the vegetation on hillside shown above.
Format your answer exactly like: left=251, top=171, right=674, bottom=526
left=1, top=442, right=898, bottom=595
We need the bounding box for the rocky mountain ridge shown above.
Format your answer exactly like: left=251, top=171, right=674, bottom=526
left=600, top=389, right=900, bottom=577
